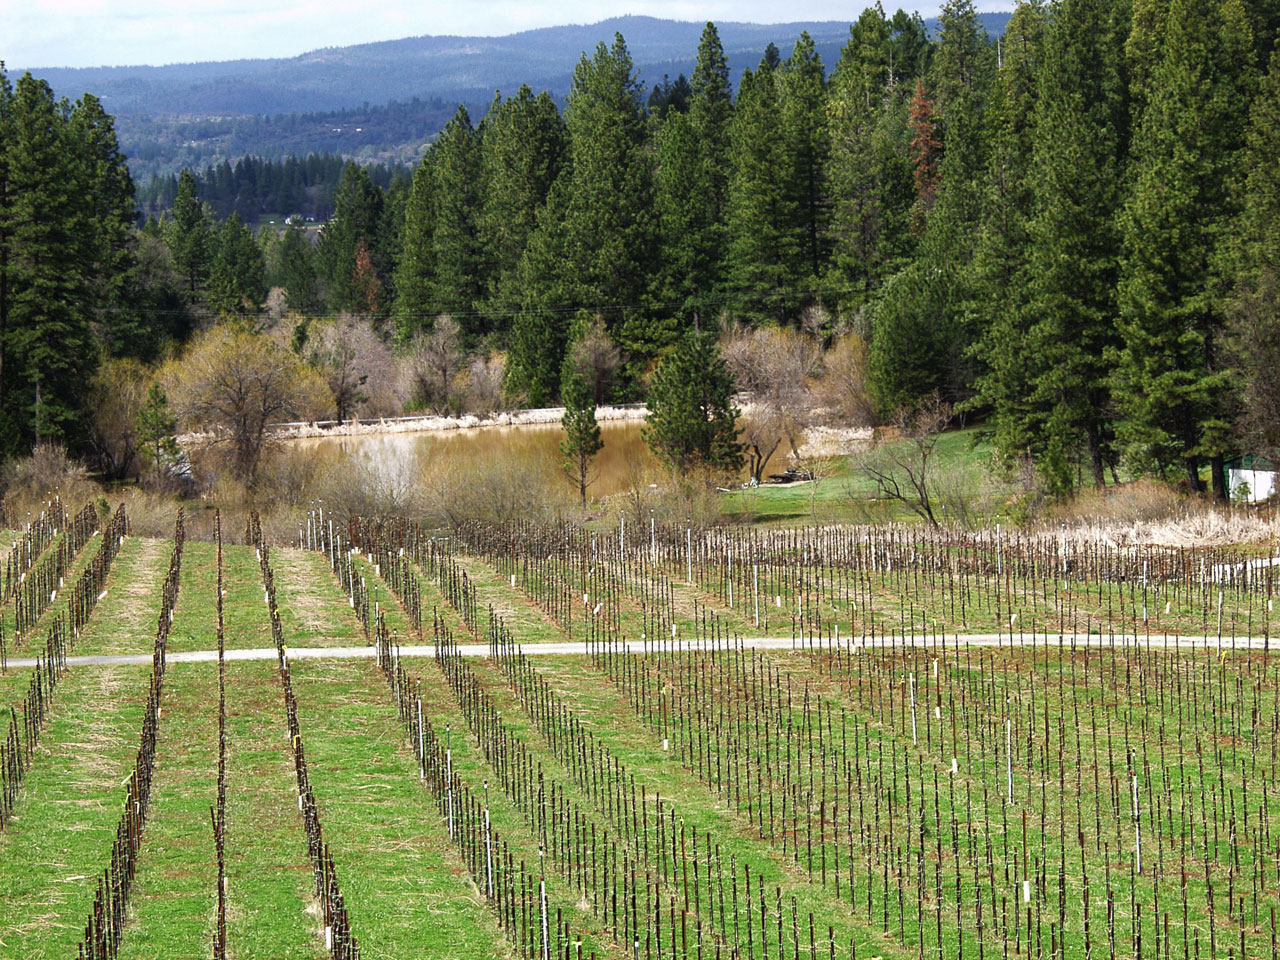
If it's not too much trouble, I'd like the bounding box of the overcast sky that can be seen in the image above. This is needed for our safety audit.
[2,0,1004,70]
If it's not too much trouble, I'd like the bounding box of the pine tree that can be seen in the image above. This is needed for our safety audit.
[136,380,180,487]
[68,93,138,358]
[867,203,966,414]
[522,34,657,374]
[1226,45,1280,457]
[826,6,917,313]
[278,222,319,316]
[560,360,604,505]
[780,32,830,286]
[478,86,567,327]
[567,36,656,355]
[653,23,733,323]
[654,111,714,318]
[208,212,266,318]
[0,65,13,452]
[929,0,997,226]
[350,241,382,318]
[394,153,436,341]
[907,78,942,216]
[319,163,383,314]
[1020,0,1127,493]
[726,61,798,322]
[167,168,211,298]
[689,22,733,224]
[969,0,1062,487]
[431,106,484,330]
[644,329,742,474]
[1116,0,1255,496]
[375,173,408,317]
[1,73,99,448]
[508,179,574,407]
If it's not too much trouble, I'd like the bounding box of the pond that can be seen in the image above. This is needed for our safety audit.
[292,418,793,499]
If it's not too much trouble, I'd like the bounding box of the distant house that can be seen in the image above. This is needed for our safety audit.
[1227,454,1277,503]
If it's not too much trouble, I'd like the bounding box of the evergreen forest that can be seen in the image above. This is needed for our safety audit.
[2,0,1278,500]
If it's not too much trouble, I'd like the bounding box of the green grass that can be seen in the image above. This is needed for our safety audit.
[289,658,517,960]
[113,661,220,960]
[297,554,622,958]
[66,536,172,658]
[4,523,1278,960]
[220,661,328,959]
[0,532,101,652]
[723,426,1005,526]
[0,664,152,960]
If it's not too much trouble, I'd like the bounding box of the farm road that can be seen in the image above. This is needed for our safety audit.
[3,631,1271,670]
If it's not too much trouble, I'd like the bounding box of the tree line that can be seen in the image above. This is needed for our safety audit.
[135,153,408,224]
[3,0,1279,501]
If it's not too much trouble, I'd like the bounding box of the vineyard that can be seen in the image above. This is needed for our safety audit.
[0,502,1277,960]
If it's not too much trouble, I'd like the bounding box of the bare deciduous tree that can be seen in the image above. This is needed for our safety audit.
[567,316,621,405]
[856,393,951,527]
[721,323,820,483]
[88,358,149,480]
[462,353,511,417]
[814,331,876,428]
[309,315,393,423]
[405,315,465,415]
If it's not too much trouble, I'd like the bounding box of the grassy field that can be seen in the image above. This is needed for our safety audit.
[0,510,1276,960]
[722,426,1010,526]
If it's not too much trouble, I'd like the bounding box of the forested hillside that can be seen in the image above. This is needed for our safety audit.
[2,0,1278,503]
[26,14,1010,179]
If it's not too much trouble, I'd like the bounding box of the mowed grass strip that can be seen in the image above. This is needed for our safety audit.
[451,556,570,644]
[287,658,515,960]
[495,652,910,959]
[0,534,164,721]
[63,536,173,658]
[170,537,328,958]
[0,663,152,960]
[113,662,219,960]
[222,661,327,960]
[272,548,368,648]
[166,543,273,654]
[0,532,101,650]
[297,558,623,957]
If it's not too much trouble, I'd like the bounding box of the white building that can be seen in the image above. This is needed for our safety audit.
[1227,455,1277,503]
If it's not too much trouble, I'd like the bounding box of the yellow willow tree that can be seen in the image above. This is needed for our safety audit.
[163,324,330,488]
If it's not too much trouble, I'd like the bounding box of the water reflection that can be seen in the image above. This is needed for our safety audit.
[292,419,790,498]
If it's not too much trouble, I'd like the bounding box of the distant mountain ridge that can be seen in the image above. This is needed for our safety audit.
[28,13,1012,117]
[24,13,1012,182]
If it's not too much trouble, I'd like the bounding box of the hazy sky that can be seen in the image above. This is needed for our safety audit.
[2,0,999,70]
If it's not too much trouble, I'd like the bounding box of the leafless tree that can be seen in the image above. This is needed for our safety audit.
[813,331,876,428]
[404,315,465,414]
[721,323,821,483]
[567,316,622,405]
[88,358,149,480]
[308,316,392,423]
[462,352,511,417]
[855,393,951,526]
[164,325,330,487]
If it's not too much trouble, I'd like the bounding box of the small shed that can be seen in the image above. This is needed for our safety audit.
[1226,454,1277,503]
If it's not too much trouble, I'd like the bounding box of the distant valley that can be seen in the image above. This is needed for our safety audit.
[25,13,1011,178]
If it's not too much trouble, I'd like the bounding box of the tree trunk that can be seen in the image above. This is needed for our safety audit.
[1210,453,1227,502]
[1086,422,1107,491]
[1185,457,1204,493]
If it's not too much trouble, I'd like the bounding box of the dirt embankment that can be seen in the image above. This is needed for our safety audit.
[178,404,649,446]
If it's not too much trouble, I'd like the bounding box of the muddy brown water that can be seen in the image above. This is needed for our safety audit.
[293,419,791,498]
